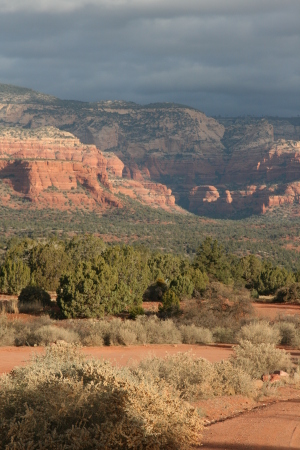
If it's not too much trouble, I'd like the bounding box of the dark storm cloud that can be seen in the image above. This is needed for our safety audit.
[0,0,299,116]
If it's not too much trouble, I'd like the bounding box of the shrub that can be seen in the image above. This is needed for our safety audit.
[135,353,217,400]
[73,318,140,347]
[232,340,292,378]
[18,285,51,307]
[189,268,208,294]
[34,325,80,346]
[117,328,138,346]
[181,283,253,330]
[250,289,259,299]
[180,325,213,344]
[128,305,145,319]
[254,262,294,295]
[6,316,191,347]
[18,300,44,314]
[12,316,53,346]
[135,352,255,400]
[57,259,140,318]
[213,326,236,344]
[213,360,256,397]
[275,322,300,347]
[0,346,203,449]
[138,316,182,344]
[72,316,182,346]
[237,321,281,345]
[57,268,106,319]
[68,320,105,346]
[0,299,18,314]
[274,283,300,304]
[0,316,15,346]
[143,278,168,301]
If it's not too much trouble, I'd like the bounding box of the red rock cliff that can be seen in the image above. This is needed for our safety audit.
[0,127,181,213]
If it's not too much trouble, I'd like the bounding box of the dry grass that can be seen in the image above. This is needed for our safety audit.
[0,315,15,346]
[0,299,18,314]
[18,300,44,314]
[0,345,203,449]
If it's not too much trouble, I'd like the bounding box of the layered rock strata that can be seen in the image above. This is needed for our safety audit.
[1,83,300,217]
[0,127,180,213]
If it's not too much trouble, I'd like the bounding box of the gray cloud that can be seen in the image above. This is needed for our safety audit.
[0,0,299,116]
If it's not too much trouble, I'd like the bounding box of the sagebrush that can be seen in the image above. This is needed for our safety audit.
[0,345,203,449]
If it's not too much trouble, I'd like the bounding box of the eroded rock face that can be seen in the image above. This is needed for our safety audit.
[189,181,300,217]
[0,127,180,213]
[1,83,300,217]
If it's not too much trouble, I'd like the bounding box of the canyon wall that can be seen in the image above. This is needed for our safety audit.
[0,127,181,213]
[1,83,300,217]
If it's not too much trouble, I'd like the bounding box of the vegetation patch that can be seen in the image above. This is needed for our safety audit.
[0,345,203,449]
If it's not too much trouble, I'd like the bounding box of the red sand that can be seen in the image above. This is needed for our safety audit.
[253,302,300,320]
[0,344,233,375]
[201,398,300,449]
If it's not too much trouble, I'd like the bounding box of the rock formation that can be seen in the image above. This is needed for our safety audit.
[1,83,300,217]
[0,127,181,213]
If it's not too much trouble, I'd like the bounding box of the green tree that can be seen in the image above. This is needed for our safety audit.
[18,286,51,307]
[0,258,31,295]
[57,249,142,318]
[103,245,150,302]
[254,261,294,295]
[30,240,71,291]
[57,262,108,318]
[148,253,189,283]
[237,255,263,288]
[194,237,232,284]
[159,289,180,315]
[170,275,194,299]
[65,234,106,267]
[143,278,168,301]
[188,268,209,293]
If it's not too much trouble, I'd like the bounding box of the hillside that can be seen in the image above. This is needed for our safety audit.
[1,83,300,218]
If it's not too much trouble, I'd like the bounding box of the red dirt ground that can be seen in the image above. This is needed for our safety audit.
[142,300,300,319]
[253,302,300,320]
[201,395,300,449]
[0,344,233,375]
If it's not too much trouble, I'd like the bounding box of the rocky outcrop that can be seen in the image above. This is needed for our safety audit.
[189,181,300,217]
[0,126,181,213]
[0,127,121,210]
[112,178,178,210]
[105,152,124,178]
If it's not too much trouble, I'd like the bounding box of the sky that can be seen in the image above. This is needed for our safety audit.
[0,0,299,116]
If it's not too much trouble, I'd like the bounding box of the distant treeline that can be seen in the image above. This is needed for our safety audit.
[0,235,297,318]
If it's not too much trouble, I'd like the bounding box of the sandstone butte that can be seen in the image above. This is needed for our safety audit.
[0,127,181,213]
[1,83,300,217]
